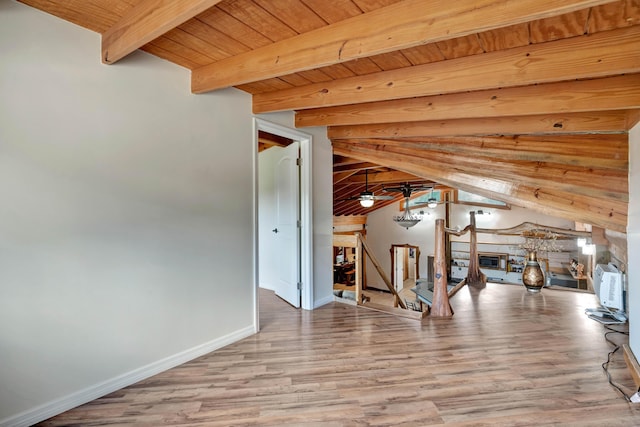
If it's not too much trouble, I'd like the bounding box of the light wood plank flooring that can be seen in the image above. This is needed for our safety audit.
[37,283,640,426]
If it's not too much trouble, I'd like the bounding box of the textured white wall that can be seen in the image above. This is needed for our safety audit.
[629,123,640,356]
[0,2,254,424]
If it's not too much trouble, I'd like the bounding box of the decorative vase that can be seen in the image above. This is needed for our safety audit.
[522,251,545,293]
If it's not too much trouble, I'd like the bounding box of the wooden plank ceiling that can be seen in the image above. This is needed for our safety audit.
[19,0,640,233]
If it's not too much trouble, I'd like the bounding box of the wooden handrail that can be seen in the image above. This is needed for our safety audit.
[356,233,407,310]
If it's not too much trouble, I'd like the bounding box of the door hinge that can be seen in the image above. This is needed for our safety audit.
[297,282,302,290]
[296,157,302,166]
[297,219,302,228]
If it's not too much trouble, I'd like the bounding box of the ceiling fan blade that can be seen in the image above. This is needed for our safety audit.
[339,195,362,202]
[373,195,394,200]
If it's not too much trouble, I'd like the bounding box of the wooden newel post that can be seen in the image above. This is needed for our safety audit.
[432,219,454,317]
[466,211,487,287]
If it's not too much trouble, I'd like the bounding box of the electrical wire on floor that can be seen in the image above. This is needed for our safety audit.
[601,324,638,402]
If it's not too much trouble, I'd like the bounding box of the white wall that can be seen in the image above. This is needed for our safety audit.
[629,123,640,356]
[256,113,334,308]
[366,202,439,289]
[365,200,573,290]
[0,3,255,425]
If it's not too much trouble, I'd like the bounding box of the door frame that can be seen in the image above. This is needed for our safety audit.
[390,244,420,292]
[253,118,313,327]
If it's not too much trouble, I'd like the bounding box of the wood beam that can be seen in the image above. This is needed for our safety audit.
[102,0,223,64]
[334,134,628,171]
[345,171,426,185]
[296,74,640,127]
[191,0,617,93]
[327,111,634,139]
[332,141,627,232]
[333,162,379,173]
[254,25,640,113]
[333,170,357,185]
[335,140,628,201]
[628,109,640,129]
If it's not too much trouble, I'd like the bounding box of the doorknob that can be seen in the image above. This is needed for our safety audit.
[272,228,279,233]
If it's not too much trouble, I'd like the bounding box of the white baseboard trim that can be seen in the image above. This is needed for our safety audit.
[259,283,275,291]
[1,325,255,427]
[314,294,334,308]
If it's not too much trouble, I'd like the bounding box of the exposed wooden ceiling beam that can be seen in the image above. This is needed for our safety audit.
[254,25,640,113]
[191,0,617,93]
[332,162,379,173]
[628,109,640,128]
[333,140,627,232]
[296,74,640,127]
[101,0,223,64]
[334,134,628,170]
[333,170,358,185]
[348,171,427,185]
[338,141,627,201]
[327,111,635,139]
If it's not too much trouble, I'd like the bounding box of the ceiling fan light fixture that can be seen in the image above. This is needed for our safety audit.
[359,191,375,208]
[427,187,437,209]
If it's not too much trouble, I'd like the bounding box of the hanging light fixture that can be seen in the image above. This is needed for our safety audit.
[393,195,422,229]
[427,187,438,208]
[383,183,433,229]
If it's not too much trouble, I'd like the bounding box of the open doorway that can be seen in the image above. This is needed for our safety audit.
[254,119,313,328]
[391,244,420,292]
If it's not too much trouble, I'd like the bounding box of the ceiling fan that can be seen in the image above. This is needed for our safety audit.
[345,170,394,208]
[383,182,435,203]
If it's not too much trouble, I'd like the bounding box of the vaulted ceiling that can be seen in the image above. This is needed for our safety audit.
[19,0,640,233]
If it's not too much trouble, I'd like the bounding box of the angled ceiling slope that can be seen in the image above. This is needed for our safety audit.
[19,0,640,232]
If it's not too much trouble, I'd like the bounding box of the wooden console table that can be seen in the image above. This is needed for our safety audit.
[564,263,588,289]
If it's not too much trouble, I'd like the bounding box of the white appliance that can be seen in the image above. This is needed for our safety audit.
[593,263,625,312]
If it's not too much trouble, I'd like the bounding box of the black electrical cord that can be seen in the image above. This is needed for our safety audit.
[601,324,635,402]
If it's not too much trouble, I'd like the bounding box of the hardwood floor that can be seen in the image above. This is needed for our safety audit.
[38,284,640,426]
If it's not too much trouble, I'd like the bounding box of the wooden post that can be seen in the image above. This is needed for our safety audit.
[466,211,487,287]
[355,234,362,304]
[432,219,454,317]
[444,189,452,279]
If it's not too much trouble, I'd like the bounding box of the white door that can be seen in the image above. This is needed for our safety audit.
[273,142,301,307]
